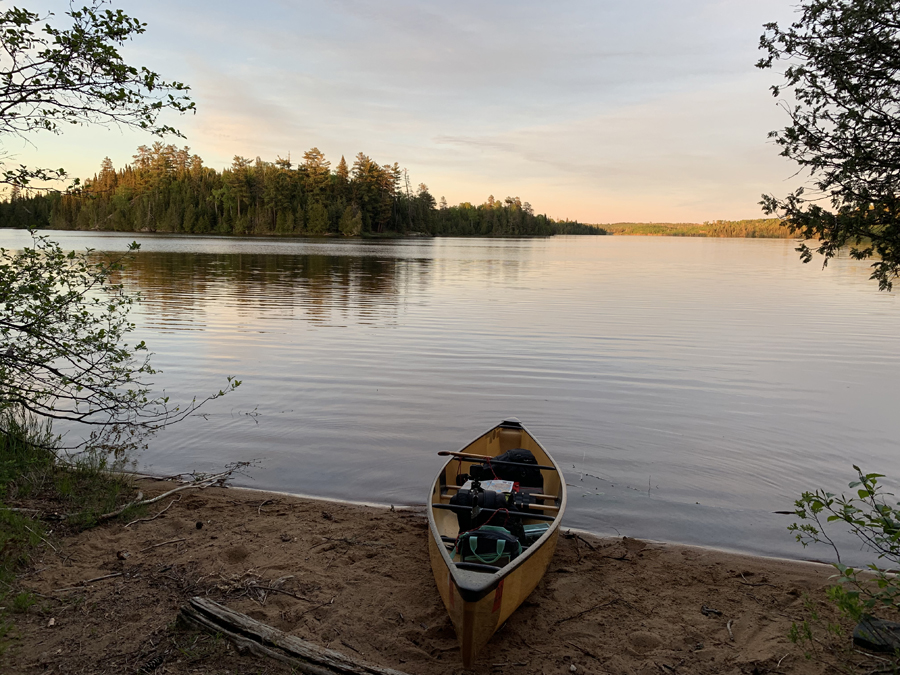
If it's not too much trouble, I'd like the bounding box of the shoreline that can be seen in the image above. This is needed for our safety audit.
[3,477,848,674]
[0,225,797,241]
[138,472,839,570]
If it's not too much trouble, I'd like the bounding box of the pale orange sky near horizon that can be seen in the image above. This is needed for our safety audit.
[8,0,802,224]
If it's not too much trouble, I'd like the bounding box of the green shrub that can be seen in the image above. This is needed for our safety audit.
[791,466,900,621]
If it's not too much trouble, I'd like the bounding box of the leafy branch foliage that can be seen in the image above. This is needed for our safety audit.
[791,466,900,621]
[0,231,239,453]
[0,1,193,188]
[758,0,900,290]
[0,3,240,458]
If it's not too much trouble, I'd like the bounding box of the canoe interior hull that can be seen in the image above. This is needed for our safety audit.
[428,525,560,666]
[427,420,566,668]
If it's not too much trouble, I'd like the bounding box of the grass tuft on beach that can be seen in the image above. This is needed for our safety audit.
[0,409,141,651]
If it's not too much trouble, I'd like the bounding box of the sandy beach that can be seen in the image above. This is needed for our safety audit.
[1,478,856,674]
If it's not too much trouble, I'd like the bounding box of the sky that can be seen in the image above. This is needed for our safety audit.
[8,0,802,223]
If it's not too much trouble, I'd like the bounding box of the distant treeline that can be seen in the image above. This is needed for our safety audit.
[600,219,792,238]
[0,144,603,237]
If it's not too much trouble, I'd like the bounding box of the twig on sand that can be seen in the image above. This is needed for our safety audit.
[555,599,617,625]
[576,534,598,552]
[341,640,362,654]
[609,588,645,615]
[327,536,388,548]
[738,573,777,588]
[567,641,602,661]
[26,590,65,602]
[867,667,900,675]
[85,572,123,584]
[854,649,891,663]
[140,537,186,553]
[95,491,144,522]
[257,499,276,515]
[53,572,122,592]
[726,619,735,641]
[98,462,254,524]
[23,524,57,553]
[125,496,181,527]
[250,585,317,603]
[298,596,335,617]
[563,530,599,552]
[244,575,313,605]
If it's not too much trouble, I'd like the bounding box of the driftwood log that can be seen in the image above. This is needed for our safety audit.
[179,596,412,675]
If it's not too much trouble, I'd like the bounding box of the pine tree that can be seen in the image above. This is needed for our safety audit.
[336,155,349,182]
[335,155,350,200]
[303,147,331,201]
[307,202,329,235]
[228,156,252,219]
[97,157,117,193]
[339,205,362,236]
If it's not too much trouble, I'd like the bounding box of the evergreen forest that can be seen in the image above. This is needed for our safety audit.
[0,144,603,237]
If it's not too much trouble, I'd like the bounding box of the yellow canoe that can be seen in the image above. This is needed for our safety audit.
[427,418,567,667]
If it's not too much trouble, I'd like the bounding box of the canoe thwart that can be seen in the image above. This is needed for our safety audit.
[439,493,559,511]
[436,451,555,471]
[431,502,556,522]
[441,484,559,500]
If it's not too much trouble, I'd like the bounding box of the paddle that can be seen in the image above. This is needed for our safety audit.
[436,451,555,471]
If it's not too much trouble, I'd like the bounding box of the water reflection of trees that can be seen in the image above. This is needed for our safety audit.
[106,252,434,326]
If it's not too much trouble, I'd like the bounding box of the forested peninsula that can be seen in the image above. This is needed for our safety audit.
[0,144,601,237]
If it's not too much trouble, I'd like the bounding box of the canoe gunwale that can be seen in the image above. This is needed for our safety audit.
[426,419,568,603]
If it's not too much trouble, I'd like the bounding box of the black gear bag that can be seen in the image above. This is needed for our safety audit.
[468,448,544,489]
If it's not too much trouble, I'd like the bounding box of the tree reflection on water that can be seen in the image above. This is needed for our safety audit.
[108,251,438,327]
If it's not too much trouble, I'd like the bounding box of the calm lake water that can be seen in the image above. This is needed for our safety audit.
[5,230,899,562]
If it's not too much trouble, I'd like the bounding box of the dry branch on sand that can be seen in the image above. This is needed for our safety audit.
[98,462,253,522]
[180,596,412,675]
[0,462,253,524]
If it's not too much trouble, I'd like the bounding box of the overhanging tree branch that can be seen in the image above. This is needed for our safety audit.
[0,1,194,189]
[0,231,241,452]
[759,0,900,291]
